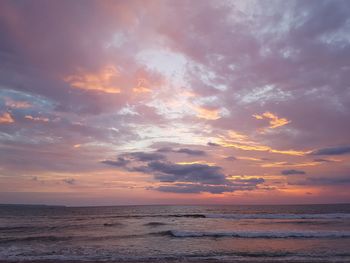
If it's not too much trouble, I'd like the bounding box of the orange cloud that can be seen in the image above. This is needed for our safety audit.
[237,156,263,162]
[253,111,290,129]
[0,112,14,124]
[216,130,309,156]
[176,161,216,166]
[194,106,221,120]
[227,130,252,142]
[25,115,49,122]
[219,141,308,156]
[64,65,121,94]
[261,161,321,168]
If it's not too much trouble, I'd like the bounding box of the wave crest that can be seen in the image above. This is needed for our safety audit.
[167,230,350,238]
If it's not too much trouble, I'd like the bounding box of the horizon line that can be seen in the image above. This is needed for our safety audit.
[1,202,349,208]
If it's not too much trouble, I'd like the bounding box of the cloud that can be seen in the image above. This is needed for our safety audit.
[157,147,206,156]
[312,158,334,163]
[155,177,264,194]
[289,176,350,186]
[308,177,350,185]
[207,142,220,147]
[101,152,166,169]
[157,147,173,153]
[218,140,308,156]
[0,112,14,124]
[253,111,291,130]
[215,130,310,157]
[176,148,206,156]
[148,161,226,185]
[64,65,121,94]
[129,152,166,162]
[103,150,264,194]
[5,98,32,109]
[1,0,350,203]
[281,169,306,175]
[25,115,49,122]
[311,146,350,155]
[193,105,221,120]
[154,183,240,194]
[63,178,76,185]
[101,157,130,167]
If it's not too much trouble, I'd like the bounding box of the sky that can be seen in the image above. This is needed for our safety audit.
[0,0,350,206]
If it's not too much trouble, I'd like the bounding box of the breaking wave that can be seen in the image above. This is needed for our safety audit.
[166,230,350,238]
[205,213,350,220]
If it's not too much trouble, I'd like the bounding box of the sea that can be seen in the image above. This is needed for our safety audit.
[0,204,350,262]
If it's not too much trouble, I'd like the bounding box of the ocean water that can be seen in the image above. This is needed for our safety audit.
[0,204,350,262]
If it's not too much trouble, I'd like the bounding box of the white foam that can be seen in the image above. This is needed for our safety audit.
[169,230,350,238]
[205,213,350,220]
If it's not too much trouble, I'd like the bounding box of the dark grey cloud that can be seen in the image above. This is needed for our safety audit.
[103,151,225,185]
[231,177,265,185]
[156,184,238,194]
[155,177,264,194]
[157,147,173,153]
[225,156,237,161]
[207,142,220,147]
[289,176,350,186]
[102,152,166,169]
[281,169,306,175]
[101,157,130,167]
[63,178,76,185]
[103,150,264,193]
[308,176,350,185]
[176,148,206,156]
[157,147,206,156]
[313,158,334,163]
[311,146,350,155]
[148,161,226,185]
[129,152,166,162]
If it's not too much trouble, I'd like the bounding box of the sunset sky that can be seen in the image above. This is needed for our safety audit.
[0,0,349,206]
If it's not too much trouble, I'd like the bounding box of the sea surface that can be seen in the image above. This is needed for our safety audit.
[0,204,350,262]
